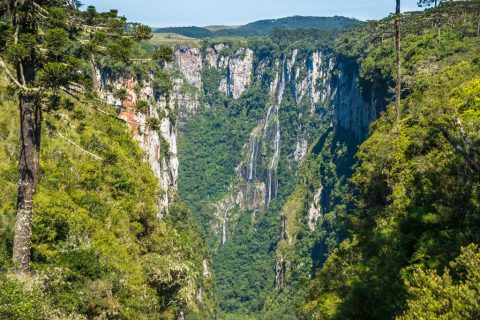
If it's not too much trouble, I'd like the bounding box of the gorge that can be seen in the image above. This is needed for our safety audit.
[1,2,480,320]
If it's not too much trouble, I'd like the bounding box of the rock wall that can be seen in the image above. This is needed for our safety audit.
[205,45,254,99]
[169,47,203,116]
[97,73,178,216]
[209,49,336,246]
[332,62,381,140]
[162,43,383,292]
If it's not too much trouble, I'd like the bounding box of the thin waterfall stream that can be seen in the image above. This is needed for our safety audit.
[266,57,286,206]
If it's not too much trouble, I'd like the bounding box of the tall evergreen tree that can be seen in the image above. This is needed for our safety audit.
[395,0,402,119]
[418,0,440,7]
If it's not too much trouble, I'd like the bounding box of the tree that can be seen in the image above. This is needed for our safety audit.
[130,23,153,41]
[418,0,441,8]
[153,45,174,67]
[114,88,129,107]
[399,244,480,319]
[0,1,151,274]
[79,7,153,91]
[395,0,402,119]
[0,0,78,274]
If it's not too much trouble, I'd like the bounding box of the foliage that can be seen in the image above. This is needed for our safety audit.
[0,85,216,319]
[153,45,174,64]
[303,3,480,318]
[178,36,329,316]
[156,16,360,39]
[135,99,150,114]
[398,244,480,320]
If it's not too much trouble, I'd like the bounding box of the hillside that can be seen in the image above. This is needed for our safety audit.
[0,85,217,319]
[172,2,480,318]
[155,15,361,38]
[1,1,480,320]
[0,4,217,319]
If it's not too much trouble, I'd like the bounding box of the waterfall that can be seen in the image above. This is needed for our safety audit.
[248,136,256,181]
[222,211,227,245]
[266,56,286,206]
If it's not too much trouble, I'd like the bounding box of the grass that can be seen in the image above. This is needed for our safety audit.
[204,25,240,32]
[149,33,202,47]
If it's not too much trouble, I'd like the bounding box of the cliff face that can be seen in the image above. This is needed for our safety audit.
[95,60,220,317]
[97,74,179,216]
[172,47,203,116]
[196,47,382,249]
[93,47,381,222]
[169,43,384,312]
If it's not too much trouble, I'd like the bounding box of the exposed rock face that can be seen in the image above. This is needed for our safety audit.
[203,260,212,278]
[332,62,381,140]
[225,48,254,99]
[175,47,202,90]
[293,139,308,162]
[169,45,382,295]
[308,187,323,231]
[170,47,204,116]
[293,51,334,111]
[206,45,254,99]
[274,254,287,290]
[205,43,227,68]
[97,73,178,216]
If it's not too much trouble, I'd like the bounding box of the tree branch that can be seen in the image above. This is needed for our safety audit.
[441,126,480,173]
[46,120,103,161]
[0,56,39,93]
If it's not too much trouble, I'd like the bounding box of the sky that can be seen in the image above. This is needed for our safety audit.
[82,0,422,28]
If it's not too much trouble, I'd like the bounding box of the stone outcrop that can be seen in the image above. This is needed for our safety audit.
[175,47,202,90]
[205,45,254,99]
[169,47,204,116]
[97,73,178,216]
[225,48,254,99]
[332,62,382,140]
[308,187,323,231]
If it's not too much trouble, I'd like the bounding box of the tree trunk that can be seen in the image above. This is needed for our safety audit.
[91,52,100,92]
[477,13,480,37]
[395,0,402,119]
[12,93,41,274]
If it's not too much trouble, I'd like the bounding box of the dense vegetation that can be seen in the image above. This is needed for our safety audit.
[0,84,216,319]
[303,2,480,319]
[178,33,330,317]
[0,2,216,319]
[153,27,215,39]
[178,2,480,319]
[1,1,479,319]
[155,16,360,38]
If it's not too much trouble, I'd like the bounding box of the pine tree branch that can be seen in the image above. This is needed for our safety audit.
[0,56,39,93]
[441,127,480,173]
[46,120,103,161]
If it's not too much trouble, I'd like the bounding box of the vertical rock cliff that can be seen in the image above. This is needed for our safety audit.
[172,40,385,313]
[97,73,179,216]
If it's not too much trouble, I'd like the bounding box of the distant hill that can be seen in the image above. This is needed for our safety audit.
[154,26,214,39]
[155,16,361,38]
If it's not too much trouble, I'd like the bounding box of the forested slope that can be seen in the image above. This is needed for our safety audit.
[302,2,480,319]
[0,82,217,319]
[0,3,217,319]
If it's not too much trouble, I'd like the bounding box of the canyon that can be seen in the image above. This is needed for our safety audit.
[99,38,386,314]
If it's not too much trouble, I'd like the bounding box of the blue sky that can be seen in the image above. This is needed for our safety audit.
[83,0,422,27]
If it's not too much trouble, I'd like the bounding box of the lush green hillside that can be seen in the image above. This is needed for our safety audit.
[0,84,217,319]
[155,16,361,39]
[153,26,215,39]
[1,1,479,320]
[302,2,480,319]
[216,16,360,37]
